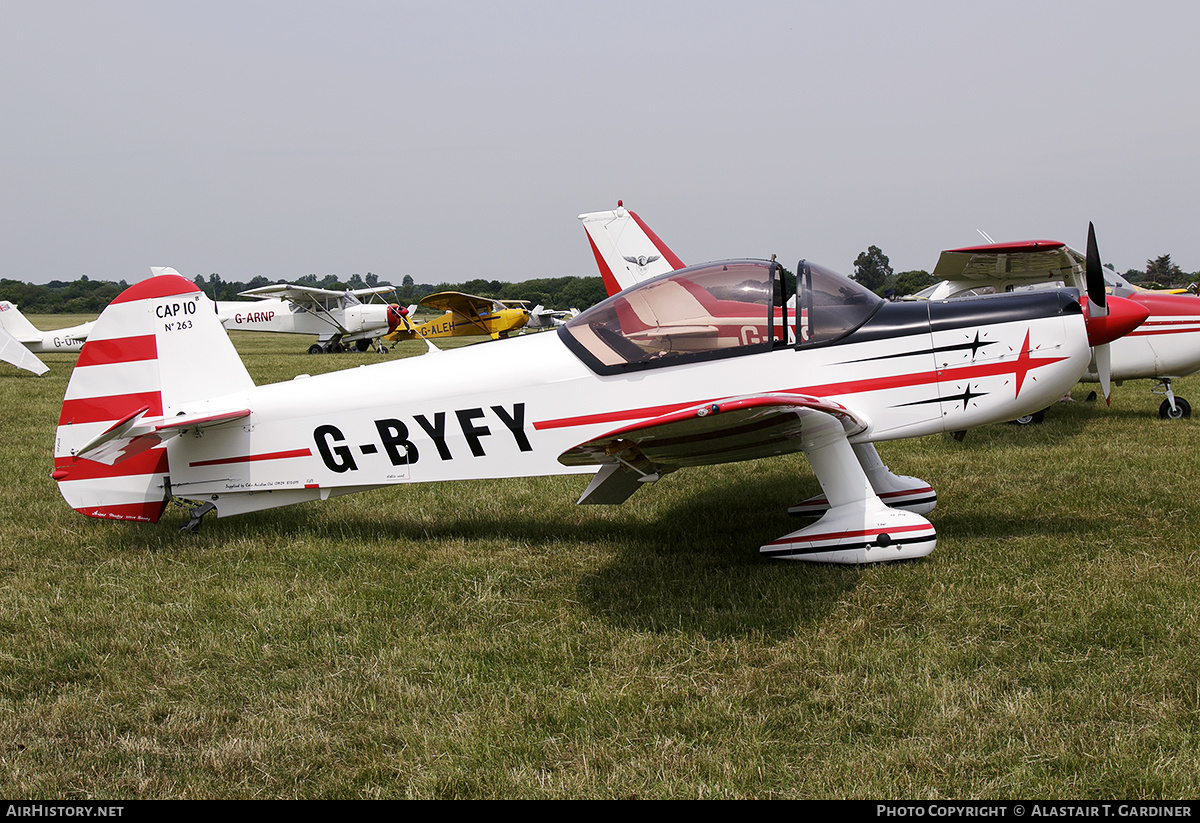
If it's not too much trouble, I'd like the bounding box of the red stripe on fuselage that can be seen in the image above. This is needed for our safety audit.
[534,340,1068,431]
[188,448,312,468]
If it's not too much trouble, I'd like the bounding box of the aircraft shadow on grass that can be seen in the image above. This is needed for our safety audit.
[80,438,1116,639]
[87,466,900,639]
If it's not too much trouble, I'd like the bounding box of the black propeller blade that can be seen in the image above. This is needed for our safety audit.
[1085,221,1106,313]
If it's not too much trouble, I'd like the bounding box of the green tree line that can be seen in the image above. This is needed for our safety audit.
[0,272,609,315]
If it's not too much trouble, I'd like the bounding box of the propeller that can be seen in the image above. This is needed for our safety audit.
[1081,222,1148,404]
[1086,223,1112,403]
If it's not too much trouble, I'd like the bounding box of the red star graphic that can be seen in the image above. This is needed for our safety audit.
[1012,329,1036,398]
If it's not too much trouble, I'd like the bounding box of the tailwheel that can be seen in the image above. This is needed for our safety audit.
[179,501,216,533]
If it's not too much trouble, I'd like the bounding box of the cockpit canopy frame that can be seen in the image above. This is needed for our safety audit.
[559,258,882,375]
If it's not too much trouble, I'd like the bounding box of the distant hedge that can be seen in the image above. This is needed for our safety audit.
[0,273,609,315]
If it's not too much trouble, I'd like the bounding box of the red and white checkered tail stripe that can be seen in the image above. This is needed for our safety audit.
[53,275,204,522]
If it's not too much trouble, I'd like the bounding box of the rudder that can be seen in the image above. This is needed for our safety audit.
[52,272,254,522]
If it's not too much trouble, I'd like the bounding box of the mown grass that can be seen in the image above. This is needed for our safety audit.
[1,316,1198,798]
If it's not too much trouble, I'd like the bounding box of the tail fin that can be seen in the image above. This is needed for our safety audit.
[0,301,44,342]
[0,325,49,375]
[578,203,685,296]
[52,272,254,522]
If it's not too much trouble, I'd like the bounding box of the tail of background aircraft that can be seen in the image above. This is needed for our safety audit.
[52,273,255,522]
[0,301,45,342]
[0,325,49,375]
[578,202,685,295]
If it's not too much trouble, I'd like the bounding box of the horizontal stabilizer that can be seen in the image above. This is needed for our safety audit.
[72,406,252,467]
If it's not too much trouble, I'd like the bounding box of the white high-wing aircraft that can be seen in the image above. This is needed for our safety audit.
[52,235,1144,563]
[0,301,94,374]
[156,268,407,354]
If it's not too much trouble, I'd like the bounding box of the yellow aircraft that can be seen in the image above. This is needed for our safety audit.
[387,292,531,342]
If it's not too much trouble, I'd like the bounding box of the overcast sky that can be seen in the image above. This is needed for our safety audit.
[3,1,1198,287]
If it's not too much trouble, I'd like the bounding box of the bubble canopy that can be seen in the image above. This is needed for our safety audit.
[559,259,882,374]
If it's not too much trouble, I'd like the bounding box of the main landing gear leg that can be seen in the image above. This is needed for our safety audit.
[787,443,937,517]
[1155,379,1192,419]
[762,431,936,564]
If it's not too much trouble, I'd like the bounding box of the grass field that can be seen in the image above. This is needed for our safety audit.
[2,315,1198,799]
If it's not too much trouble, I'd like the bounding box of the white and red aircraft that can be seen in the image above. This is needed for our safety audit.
[581,204,1200,419]
[156,268,408,354]
[925,241,1200,419]
[51,233,1144,563]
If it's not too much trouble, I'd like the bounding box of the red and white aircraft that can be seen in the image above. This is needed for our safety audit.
[51,231,1144,563]
[581,203,1200,418]
[926,241,1200,418]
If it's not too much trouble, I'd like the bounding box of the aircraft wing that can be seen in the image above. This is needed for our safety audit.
[559,394,868,504]
[418,292,500,316]
[348,286,399,299]
[0,326,49,375]
[931,240,1083,288]
[237,283,352,304]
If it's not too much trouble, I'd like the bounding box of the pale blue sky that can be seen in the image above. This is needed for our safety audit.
[3,1,1198,286]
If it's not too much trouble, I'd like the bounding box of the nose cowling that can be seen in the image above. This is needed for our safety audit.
[1083,294,1149,347]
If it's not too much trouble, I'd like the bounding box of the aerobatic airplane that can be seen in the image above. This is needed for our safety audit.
[51,228,1145,563]
[385,292,530,342]
[580,205,1200,419]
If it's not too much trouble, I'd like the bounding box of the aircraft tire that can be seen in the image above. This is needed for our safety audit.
[307,344,324,355]
[355,340,371,352]
[1159,397,1191,419]
[1011,410,1045,426]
